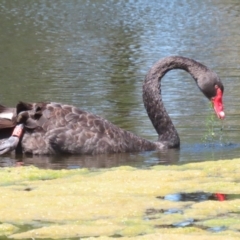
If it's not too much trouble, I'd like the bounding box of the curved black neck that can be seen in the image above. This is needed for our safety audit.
[142,56,209,148]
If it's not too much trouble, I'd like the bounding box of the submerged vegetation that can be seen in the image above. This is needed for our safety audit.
[0,159,240,239]
[202,105,222,144]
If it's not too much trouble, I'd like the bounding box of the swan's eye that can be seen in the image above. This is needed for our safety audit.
[215,82,224,94]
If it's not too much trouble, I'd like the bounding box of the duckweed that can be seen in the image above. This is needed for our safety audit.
[0,158,239,239]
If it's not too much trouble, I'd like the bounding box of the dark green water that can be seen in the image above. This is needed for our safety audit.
[0,0,240,169]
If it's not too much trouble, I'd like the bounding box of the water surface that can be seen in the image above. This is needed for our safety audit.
[0,0,240,169]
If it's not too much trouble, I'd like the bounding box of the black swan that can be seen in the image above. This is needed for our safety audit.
[0,56,224,155]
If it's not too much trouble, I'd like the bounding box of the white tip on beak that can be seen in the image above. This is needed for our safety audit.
[219,111,225,119]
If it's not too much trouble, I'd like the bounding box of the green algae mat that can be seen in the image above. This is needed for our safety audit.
[0,158,240,239]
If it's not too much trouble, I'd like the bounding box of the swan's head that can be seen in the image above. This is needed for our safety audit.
[198,72,225,119]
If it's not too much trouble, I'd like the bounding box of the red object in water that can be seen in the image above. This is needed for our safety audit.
[214,193,226,201]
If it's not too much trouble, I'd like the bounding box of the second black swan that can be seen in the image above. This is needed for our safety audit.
[0,56,225,155]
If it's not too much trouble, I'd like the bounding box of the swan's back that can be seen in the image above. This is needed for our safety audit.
[3,102,155,155]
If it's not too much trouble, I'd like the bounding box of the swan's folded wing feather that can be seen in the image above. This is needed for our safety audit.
[0,105,17,129]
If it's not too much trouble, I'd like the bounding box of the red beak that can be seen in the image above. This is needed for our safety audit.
[211,87,225,119]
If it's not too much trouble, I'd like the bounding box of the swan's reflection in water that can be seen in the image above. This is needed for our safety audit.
[0,149,180,169]
[0,140,239,169]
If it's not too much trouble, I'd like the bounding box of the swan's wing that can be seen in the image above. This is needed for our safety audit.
[20,102,128,154]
